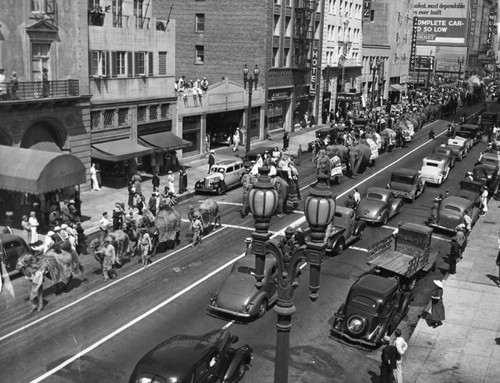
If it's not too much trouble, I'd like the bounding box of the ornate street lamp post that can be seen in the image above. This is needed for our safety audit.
[250,171,335,383]
[243,64,260,153]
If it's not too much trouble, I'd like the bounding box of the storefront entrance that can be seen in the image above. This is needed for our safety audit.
[206,110,243,147]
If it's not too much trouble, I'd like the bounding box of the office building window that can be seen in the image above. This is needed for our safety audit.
[137,106,147,122]
[134,52,152,75]
[158,52,167,75]
[118,108,129,125]
[104,109,115,127]
[195,14,205,32]
[116,51,126,76]
[195,45,204,64]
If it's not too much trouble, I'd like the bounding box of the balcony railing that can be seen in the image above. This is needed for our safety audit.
[0,79,79,102]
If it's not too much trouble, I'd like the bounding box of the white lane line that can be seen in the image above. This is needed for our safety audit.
[0,227,227,344]
[31,123,446,381]
[349,246,368,253]
[382,225,397,231]
[179,218,274,233]
[211,201,244,206]
[30,248,247,383]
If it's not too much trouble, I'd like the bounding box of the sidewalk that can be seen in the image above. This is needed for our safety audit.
[78,124,323,235]
[404,200,500,383]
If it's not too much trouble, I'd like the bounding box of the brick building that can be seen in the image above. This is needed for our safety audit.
[155,0,323,159]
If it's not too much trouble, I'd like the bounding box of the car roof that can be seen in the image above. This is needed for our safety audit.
[213,159,243,167]
[424,155,445,162]
[460,124,480,129]
[391,168,417,176]
[355,274,398,295]
[400,222,433,236]
[442,196,472,208]
[366,187,390,196]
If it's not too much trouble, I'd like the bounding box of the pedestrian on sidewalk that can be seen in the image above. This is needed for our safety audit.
[283,132,289,151]
[90,163,100,191]
[127,181,135,210]
[112,202,125,231]
[429,280,445,328]
[232,128,241,152]
[480,186,488,215]
[136,194,145,215]
[102,237,117,281]
[167,170,175,194]
[178,166,188,194]
[139,229,152,268]
[296,144,303,166]
[152,171,160,192]
[449,237,460,274]
[21,215,30,242]
[132,172,142,195]
[208,150,215,173]
[394,329,408,383]
[380,335,398,383]
[28,211,39,244]
[148,192,157,217]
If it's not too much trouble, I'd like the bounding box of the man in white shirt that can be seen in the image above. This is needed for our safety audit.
[353,188,361,205]
[393,328,408,383]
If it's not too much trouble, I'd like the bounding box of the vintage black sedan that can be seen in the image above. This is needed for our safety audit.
[0,233,31,276]
[355,187,404,225]
[330,273,413,347]
[129,329,253,383]
[428,196,481,233]
[387,168,425,202]
[208,255,277,319]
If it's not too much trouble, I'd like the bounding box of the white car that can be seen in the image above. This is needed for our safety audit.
[420,156,450,185]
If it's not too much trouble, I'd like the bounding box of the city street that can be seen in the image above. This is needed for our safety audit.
[0,104,488,383]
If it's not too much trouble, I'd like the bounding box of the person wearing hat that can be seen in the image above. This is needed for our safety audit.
[112,202,125,230]
[148,192,158,217]
[59,223,70,241]
[21,215,31,242]
[99,212,110,243]
[102,237,117,281]
[449,236,461,275]
[208,150,215,173]
[429,280,445,328]
[178,165,188,194]
[167,170,175,194]
[232,128,241,152]
[190,213,204,248]
[28,211,39,244]
[480,186,488,215]
[244,237,253,256]
[393,328,408,383]
[380,335,399,383]
[42,231,55,254]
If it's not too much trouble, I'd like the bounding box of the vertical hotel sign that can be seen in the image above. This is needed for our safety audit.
[310,48,318,95]
[409,17,419,71]
[363,0,372,22]
[468,0,478,49]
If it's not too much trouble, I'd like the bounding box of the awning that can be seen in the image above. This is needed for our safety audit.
[390,84,406,92]
[0,146,86,194]
[139,131,191,151]
[91,139,153,162]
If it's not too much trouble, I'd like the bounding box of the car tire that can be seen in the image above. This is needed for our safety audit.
[258,299,268,318]
[334,238,345,255]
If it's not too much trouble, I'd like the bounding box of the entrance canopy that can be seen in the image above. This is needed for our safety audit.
[0,146,86,194]
[139,132,191,151]
[91,139,153,162]
[390,84,406,92]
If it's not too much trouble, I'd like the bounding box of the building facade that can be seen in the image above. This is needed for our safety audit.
[155,0,323,160]
[88,0,179,179]
[321,0,363,120]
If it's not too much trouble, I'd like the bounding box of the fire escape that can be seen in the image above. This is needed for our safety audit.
[294,0,317,69]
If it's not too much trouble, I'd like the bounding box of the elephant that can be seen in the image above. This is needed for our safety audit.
[17,247,86,301]
[154,204,182,252]
[88,230,131,267]
[326,144,349,163]
[197,198,221,232]
[348,142,371,178]
[270,176,290,215]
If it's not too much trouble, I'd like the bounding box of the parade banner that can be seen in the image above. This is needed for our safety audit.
[413,0,468,46]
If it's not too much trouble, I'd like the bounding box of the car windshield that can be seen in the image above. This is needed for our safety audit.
[444,205,461,213]
[367,193,383,200]
[237,266,256,275]
[210,167,224,173]
[424,162,439,167]
[391,174,414,183]
[351,295,377,312]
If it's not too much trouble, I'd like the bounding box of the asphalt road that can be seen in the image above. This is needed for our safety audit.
[0,105,486,383]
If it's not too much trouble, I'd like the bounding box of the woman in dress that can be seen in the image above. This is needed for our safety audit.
[28,211,39,244]
[178,166,188,194]
[167,170,175,194]
[429,280,445,328]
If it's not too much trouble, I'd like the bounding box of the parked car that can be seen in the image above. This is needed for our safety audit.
[419,156,450,185]
[479,152,500,173]
[432,145,456,168]
[330,273,413,347]
[387,168,425,202]
[243,146,275,168]
[457,179,483,206]
[208,254,277,318]
[427,196,481,233]
[480,112,497,131]
[472,163,500,195]
[195,159,245,194]
[129,329,253,383]
[0,233,31,276]
[457,124,481,145]
[355,187,404,225]
[325,206,366,254]
[446,138,468,160]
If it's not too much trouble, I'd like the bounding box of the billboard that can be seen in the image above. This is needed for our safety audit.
[413,0,468,46]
